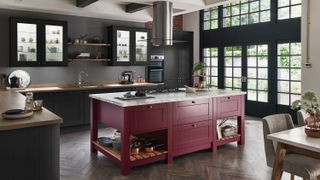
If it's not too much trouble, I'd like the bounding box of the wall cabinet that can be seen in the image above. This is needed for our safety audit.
[10,17,68,67]
[108,26,150,66]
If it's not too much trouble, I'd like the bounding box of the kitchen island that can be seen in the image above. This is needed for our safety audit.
[89,89,246,175]
[0,91,62,180]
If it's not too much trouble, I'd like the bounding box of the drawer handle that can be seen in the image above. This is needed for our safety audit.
[192,101,195,103]
[227,97,230,99]
[192,124,197,128]
[148,106,153,109]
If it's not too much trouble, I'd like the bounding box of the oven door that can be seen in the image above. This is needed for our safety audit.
[148,69,164,83]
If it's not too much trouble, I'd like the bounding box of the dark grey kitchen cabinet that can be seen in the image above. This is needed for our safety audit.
[162,31,193,89]
[33,92,54,112]
[53,91,83,127]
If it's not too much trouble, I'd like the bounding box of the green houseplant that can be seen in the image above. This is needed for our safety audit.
[292,91,320,137]
[193,62,206,76]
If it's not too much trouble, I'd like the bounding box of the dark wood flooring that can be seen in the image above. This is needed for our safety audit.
[60,118,300,180]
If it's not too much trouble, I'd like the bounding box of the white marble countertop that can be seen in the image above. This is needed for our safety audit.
[268,126,320,153]
[89,89,246,107]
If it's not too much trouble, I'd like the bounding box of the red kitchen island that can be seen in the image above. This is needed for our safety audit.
[89,89,246,175]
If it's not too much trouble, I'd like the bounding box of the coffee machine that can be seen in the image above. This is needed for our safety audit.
[119,71,134,84]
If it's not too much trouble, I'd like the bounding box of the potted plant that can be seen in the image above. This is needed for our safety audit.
[193,62,206,76]
[292,91,320,137]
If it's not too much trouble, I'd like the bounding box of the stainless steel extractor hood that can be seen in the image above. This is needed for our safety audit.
[152,1,173,46]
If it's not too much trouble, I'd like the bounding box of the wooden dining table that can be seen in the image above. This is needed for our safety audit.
[267,126,320,180]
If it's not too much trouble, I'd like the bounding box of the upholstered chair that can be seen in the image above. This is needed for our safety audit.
[262,114,320,180]
[297,109,308,127]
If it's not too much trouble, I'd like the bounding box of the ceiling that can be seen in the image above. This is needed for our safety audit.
[0,0,230,22]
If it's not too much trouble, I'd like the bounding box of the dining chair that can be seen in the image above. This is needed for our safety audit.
[297,109,308,127]
[262,114,320,180]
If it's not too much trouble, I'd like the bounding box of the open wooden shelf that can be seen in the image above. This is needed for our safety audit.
[68,42,111,47]
[216,134,241,146]
[92,141,168,162]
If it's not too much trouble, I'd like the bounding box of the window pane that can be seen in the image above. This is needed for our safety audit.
[290,43,301,55]
[258,45,268,55]
[234,57,242,66]
[278,81,290,92]
[260,10,271,22]
[211,9,219,19]
[278,7,290,20]
[204,58,210,65]
[225,67,233,77]
[258,80,268,91]
[291,0,301,5]
[278,69,290,80]
[278,56,290,67]
[258,56,268,67]
[225,47,233,56]
[232,16,241,26]
[248,68,257,78]
[204,11,210,20]
[203,48,210,57]
[291,5,301,18]
[258,68,268,79]
[211,48,218,56]
[211,68,218,76]
[250,1,260,12]
[248,79,257,89]
[233,78,242,88]
[233,46,242,56]
[278,93,290,105]
[248,57,257,67]
[291,56,301,67]
[247,45,257,56]
[241,14,249,25]
[278,0,290,7]
[232,5,240,15]
[211,20,218,29]
[258,91,268,102]
[224,7,231,17]
[241,3,249,13]
[291,94,301,104]
[248,90,257,101]
[211,77,218,87]
[291,81,301,94]
[260,0,270,10]
[225,78,233,87]
[278,43,290,55]
[291,69,301,81]
[211,57,218,66]
[248,12,259,24]
[234,68,242,77]
[204,21,210,30]
[225,57,233,66]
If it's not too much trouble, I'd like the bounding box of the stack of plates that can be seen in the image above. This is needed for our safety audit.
[2,109,34,120]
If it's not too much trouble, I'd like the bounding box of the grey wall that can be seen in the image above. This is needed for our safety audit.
[0,8,146,84]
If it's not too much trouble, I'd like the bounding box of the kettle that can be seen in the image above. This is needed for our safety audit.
[10,76,22,88]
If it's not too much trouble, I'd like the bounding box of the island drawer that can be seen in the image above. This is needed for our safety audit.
[131,104,168,134]
[177,99,209,107]
[173,120,212,154]
[218,96,241,118]
[175,101,210,125]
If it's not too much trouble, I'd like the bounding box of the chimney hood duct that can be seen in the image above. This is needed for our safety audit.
[152,1,173,46]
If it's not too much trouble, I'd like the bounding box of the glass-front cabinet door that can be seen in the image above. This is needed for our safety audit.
[10,18,67,66]
[17,23,37,62]
[45,25,63,63]
[135,31,148,64]
[116,30,130,63]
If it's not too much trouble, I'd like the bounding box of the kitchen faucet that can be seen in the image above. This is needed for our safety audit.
[78,71,88,87]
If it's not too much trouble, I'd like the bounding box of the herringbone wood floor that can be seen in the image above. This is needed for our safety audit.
[60,118,301,180]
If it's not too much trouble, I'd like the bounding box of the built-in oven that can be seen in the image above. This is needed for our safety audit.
[148,55,164,83]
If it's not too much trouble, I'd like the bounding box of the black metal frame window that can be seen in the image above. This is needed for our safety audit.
[247,44,269,103]
[278,0,301,20]
[277,42,301,105]
[222,0,271,28]
[203,48,218,88]
[224,46,242,90]
[203,7,219,30]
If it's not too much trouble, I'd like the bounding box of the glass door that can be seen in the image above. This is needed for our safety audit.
[135,31,148,64]
[224,46,243,90]
[116,30,130,63]
[45,25,64,62]
[17,23,37,62]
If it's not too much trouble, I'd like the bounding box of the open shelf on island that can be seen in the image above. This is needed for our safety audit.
[216,134,241,146]
[92,141,168,163]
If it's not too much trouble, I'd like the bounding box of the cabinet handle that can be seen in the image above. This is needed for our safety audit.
[192,101,195,103]
[227,97,230,99]
[148,105,153,109]
[192,124,197,128]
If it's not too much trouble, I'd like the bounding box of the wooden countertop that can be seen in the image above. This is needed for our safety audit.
[15,82,158,93]
[0,91,62,131]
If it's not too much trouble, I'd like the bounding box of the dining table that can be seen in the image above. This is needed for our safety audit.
[267,126,320,180]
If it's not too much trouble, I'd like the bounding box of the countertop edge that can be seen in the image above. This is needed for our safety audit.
[0,118,63,131]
